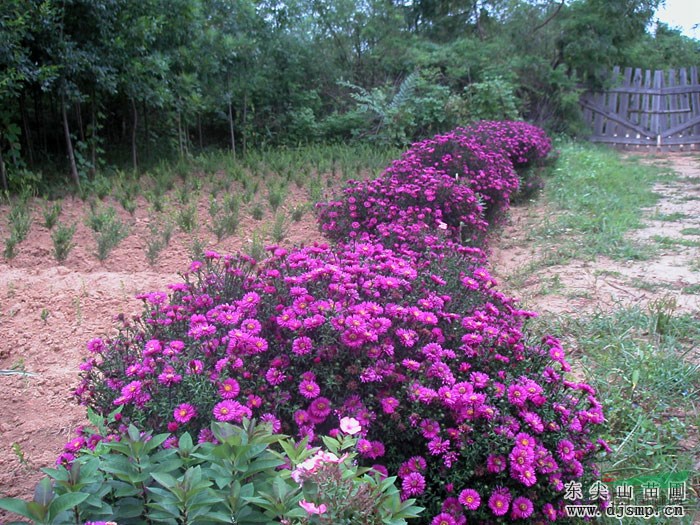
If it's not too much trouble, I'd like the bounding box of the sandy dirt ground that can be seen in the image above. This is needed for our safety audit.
[490,153,700,316]
[0,185,324,509]
[0,154,698,520]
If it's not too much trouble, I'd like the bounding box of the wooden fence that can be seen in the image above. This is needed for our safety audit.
[580,66,700,150]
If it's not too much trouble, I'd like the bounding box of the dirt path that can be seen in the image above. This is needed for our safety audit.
[490,153,700,316]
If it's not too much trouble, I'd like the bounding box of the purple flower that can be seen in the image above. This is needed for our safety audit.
[458,489,481,510]
[213,400,251,423]
[173,403,196,424]
[488,488,511,516]
[430,513,456,525]
[401,472,426,497]
[510,496,534,519]
[299,379,321,399]
[218,378,241,399]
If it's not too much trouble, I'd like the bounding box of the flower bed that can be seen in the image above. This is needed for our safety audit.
[64,121,605,523]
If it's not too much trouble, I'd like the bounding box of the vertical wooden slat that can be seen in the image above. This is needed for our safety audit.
[606,66,621,137]
[592,90,606,137]
[690,67,700,139]
[629,68,643,130]
[618,67,633,139]
[677,68,689,146]
[650,70,663,145]
[665,69,677,150]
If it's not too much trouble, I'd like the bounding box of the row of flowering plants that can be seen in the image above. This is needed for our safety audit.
[1,121,607,524]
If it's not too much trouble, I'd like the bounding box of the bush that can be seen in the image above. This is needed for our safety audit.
[13,121,605,525]
[0,418,420,524]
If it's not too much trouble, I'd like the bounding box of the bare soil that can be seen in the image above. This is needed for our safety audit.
[1,154,699,519]
[0,184,324,508]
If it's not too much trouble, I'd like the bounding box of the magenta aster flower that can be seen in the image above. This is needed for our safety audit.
[299,379,321,399]
[380,396,399,414]
[213,400,251,422]
[488,488,511,516]
[486,454,506,473]
[218,378,240,399]
[401,472,426,497]
[458,489,481,510]
[292,336,313,355]
[510,496,534,519]
[542,502,557,521]
[173,403,196,424]
[308,397,331,420]
[557,439,576,461]
[430,512,456,525]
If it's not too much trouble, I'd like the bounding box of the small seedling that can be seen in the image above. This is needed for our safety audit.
[252,202,265,221]
[3,235,18,260]
[40,308,50,323]
[8,200,32,243]
[51,221,77,262]
[42,200,62,229]
[291,205,305,222]
[11,442,29,468]
[176,203,198,233]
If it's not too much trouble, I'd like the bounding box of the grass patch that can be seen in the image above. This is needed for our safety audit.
[652,235,700,249]
[682,284,700,295]
[539,142,672,261]
[532,306,700,523]
[651,211,687,222]
[680,227,700,236]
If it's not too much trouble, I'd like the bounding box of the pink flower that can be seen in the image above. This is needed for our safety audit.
[212,400,251,422]
[218,378,240,399]
[299,500,327,515]
[488,488,511,516]
[173,403,196,424]
[511,496,534,519]
[339,416,362,435]
[431,513,456,525]
[458,488,481,510]
[401,472,426,497]
[299,379,321,399]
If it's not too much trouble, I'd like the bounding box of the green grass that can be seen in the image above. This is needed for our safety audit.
[651,211,687,222]
[539,142,673,262]
[530,306,700,524]
[652,235,700,249]
[680,227,700,236]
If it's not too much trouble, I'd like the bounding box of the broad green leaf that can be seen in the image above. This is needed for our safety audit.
[33,477,54,507]
[0,498,31,519]
[48,492,90,519]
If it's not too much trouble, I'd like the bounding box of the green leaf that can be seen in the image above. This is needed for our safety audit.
[33,477,54,507]
[151,471,178,488]
[48,492,90,519]
[179,432,194,451]
[0,498,31,519]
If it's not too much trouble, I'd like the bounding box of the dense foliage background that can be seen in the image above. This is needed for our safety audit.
[1,0,699,192]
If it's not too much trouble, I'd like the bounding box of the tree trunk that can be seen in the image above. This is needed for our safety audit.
[0,145,8,193]
[228,100,236,159]
[177,110,184,158]
[242,92,248,156]
[61,93,81,189]
[143,101,150,162]
[90,99,97,178]
[19,93,34,169]
[131,98,138,171]
[197,113,203,151]
[76,101,85,142]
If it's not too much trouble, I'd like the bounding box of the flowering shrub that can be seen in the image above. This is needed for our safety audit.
[316,120,552,246]
[51,121,606,524]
